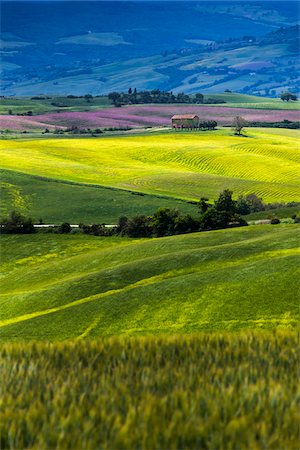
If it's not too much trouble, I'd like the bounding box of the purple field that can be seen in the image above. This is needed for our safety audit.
[1,105,300,131]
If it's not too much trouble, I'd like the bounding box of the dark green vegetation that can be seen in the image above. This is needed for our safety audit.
[0,93,299,116]
[1,332,298,449]
[0,225,298,341]
[0,170,196,224]
[112,190,248,238]
[108,90,223,106]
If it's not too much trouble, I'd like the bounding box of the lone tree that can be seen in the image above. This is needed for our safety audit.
[232,116,248,136]
[280,92,297,102]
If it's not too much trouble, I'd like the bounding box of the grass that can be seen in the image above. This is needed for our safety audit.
[245,205,300,221]
[0,169,197,224]
[0,96,110,115]
[206,93,300,110]
[1,332,299,449]
[0,128,299,204]
[0,94,298,116]
[0,225,299,341]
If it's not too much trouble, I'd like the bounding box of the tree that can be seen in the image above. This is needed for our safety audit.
[126,215,152,238]
[174,214,200,234]
[151,208,180,237]
[58,222,71,234]
[245,193,265,212]
[198,190,247,231]
[108,92,121,106]
[232,116,248,135]
[195,93,204,104]
[116,216,128,235]
[128,88,132,95]
[199,207,230,231]
[236,195,251,215]
[199,197,210,214]
[280,92,297,102]
[84,94,93,103]
[215,189,236,214]
[0,210,35,234]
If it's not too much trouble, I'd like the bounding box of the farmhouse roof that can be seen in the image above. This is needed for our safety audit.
[171,114,199,119]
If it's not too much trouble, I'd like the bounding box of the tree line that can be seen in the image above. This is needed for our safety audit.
[108,89,226,107]
[2,191,298,236]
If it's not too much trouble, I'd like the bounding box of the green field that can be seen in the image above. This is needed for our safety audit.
[245,205,300,221]
[0,169,197,224]
[0,93,299,115]
[205,93,300,110]
[0,96,111,115]
[1,332,298,450]
[1,225,298,341]
[0,129,299,207]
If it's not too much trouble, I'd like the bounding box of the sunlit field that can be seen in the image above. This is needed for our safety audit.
[0,128,299,204]
[1,225,298,341]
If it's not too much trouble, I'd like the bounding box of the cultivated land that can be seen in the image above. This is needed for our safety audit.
[0,94,299,116]
[0,94,299,132]
[1,225,299,341]
[0,129,299,207]
[1,97,299,450]
[0,169,197,224]
[1,332,298,450]
[1,105,299,132]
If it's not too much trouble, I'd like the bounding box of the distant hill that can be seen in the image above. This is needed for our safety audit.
[1,1,299,96]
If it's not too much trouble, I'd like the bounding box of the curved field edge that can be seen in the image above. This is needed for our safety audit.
[1,332,299,450]
[0,128,299,203]
[0,225,299,340]
[0,169,197,224]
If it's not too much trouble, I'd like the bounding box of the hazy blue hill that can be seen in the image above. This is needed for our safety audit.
[1,1,299,95]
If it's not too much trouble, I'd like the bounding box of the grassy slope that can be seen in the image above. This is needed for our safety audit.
[0,96,110,115]
[0,169,197,224]
[207,93,300,110]
[0,128,299,203]
[245,206,300,221]
[0,94,299,115]
[0,225,298,341]
[2,333,298,450]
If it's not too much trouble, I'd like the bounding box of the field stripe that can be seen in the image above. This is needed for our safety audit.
[0,248,298,329]
[0,230,293,296]
[76,317,102,340]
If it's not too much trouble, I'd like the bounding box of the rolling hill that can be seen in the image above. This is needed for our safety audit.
[0,93,299,118]
[1,1,299,96]
[0,129,299,209]
[1,101,300,132]
[0,224,299,341]
[0,169,197,224]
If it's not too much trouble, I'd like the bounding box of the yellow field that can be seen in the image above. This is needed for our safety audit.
[0,128,299,202]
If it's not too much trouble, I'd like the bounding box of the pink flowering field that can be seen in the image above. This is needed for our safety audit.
[1,105,299,131]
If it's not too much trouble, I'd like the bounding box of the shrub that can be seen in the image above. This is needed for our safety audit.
[270,218,281,225]
[58,222,72,233]
[0,211,35,234]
